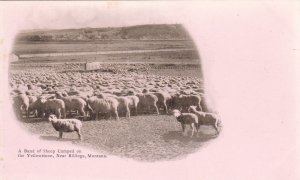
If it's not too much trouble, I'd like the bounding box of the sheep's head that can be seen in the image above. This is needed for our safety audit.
[40,96,47,103]
[188,106,197,113]
[48,114,58,123]
[171,109,181,117]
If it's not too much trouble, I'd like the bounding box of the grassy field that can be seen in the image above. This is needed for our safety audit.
[13,49,199,64]
[13,40,195,54]
[20,115,220,162]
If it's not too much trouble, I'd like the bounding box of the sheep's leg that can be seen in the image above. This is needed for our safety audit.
[126,106,130,118]
[198,104,202,111]
[79,108,85,120]
[164,102,168,114]
[59,131,63,139]
[114,110,119,120]
[61,108,66,119]
[135,106,138,116]
[154,104,159,115]
[56,109,61,119]
[181,123,186,136]
[213,122,219,134]
[25,109,29,118]
[77,130,83,140]
[147,106,151,114]
[95,112,99,120]
[190,124,195,137]
[195,123,199,137]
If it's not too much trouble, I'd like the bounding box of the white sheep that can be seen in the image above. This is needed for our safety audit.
[40,96,66,119]
[87,96,119,120]
[188,106,220,134]
[136,93,159,115]
[56,92,87,118]
[171,94,202,112]
[12,94,30,118]
[125,95,139,116]
[152,91,172,114]
[96,93,131,118]
[48,114,83,140]
[171,109,198,137]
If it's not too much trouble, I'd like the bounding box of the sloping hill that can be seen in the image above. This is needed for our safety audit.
[16,24,191,42]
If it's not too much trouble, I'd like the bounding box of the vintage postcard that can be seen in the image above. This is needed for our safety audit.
[0,1,299,180]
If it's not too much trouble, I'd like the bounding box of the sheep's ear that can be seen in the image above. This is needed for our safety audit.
[179,107,183,112]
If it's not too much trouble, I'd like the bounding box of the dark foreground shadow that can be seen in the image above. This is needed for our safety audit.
[162,131,218,143]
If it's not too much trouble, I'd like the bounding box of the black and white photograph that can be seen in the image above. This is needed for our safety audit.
[10,23,220,161]
[0,1,299,180]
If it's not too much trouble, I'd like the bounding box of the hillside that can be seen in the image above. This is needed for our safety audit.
[16,24,192,42]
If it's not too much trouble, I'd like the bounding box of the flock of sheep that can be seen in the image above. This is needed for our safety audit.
[10,68,221,139]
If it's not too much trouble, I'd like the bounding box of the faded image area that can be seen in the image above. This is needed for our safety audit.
[9,24,221,161]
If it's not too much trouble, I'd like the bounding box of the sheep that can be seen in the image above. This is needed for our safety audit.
[26,95,42,117]
[125,95,139,116]
[97,93,131,118]
[28,95,38,104]
[55,92,87,119]
[12,94,30,118]
[87,96,119,120]
[48,114,82,140]
[188,106,220,134]
[28,97,44,118]
[152,91,172,114]
[171,109,198,137]
[114,96,131,118]
[136,93,159,115]
[40,96,66,119]
[171,94,202,112]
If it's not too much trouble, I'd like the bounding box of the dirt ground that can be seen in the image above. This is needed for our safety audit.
[20,115,220,162]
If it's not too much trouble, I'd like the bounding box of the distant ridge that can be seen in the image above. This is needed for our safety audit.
[16,24,192,42]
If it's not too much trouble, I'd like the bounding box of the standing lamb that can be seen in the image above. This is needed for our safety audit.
[48,114,83,140]
[188,106,220,134]
[171,109,199,137]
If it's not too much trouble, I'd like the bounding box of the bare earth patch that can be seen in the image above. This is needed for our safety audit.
[20,115,220,162]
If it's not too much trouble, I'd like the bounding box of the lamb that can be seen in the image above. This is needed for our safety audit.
[48,114,83,140]
[188,106,220,134]
[136,93,159,115]
[171,109,198,137]
[55,92,87,119]
[171,94,202,112]
[87,96,119,120]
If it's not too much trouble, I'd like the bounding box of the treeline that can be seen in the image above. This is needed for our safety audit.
[16,24,192,42]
